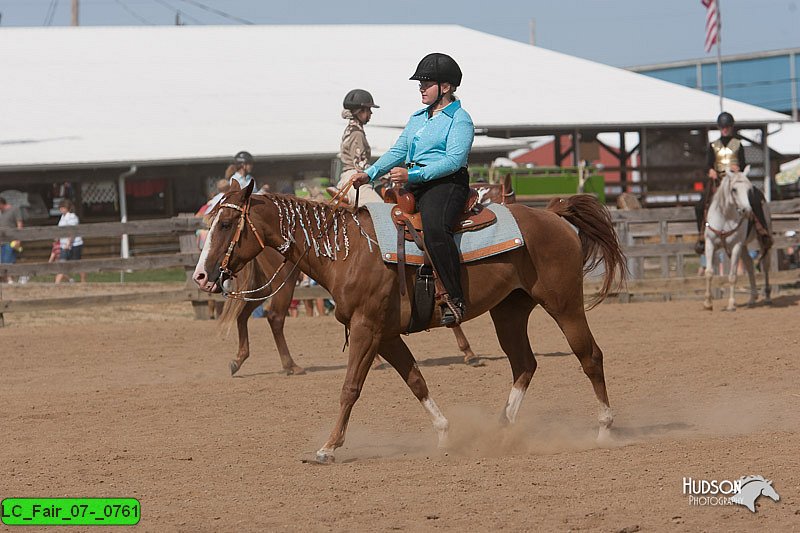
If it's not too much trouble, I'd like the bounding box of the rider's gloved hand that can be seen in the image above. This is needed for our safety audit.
[350,172,370,188]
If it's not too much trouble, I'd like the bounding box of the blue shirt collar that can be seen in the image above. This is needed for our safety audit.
[412,99,462,117]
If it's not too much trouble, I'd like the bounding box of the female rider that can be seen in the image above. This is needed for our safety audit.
[351,53,474,326]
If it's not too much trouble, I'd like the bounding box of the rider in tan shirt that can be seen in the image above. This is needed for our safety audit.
[332,89,382,205]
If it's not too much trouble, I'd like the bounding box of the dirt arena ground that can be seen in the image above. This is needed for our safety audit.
[2,284,799,531]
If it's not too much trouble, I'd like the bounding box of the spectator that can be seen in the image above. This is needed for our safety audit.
[0,196,23,284]
[54,199,86,283]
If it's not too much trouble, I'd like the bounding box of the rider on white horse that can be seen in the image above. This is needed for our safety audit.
[695,112,772,254]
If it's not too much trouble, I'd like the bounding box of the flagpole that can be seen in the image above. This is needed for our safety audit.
[716,0,723,112]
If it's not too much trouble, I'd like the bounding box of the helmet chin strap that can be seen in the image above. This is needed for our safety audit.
[428,83,444,117]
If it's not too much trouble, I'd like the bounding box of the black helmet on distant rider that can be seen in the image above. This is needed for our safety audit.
[343,89,380,111]
[233,151,254,165]
[717,112,735,128]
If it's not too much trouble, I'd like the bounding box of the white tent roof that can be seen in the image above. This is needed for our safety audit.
[767,122,800,156]
[0,25,790,170]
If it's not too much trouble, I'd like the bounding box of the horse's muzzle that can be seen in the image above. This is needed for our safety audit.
[193,266,223,293]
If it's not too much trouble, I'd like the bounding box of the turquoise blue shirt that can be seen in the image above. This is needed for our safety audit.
[366,100,474,184]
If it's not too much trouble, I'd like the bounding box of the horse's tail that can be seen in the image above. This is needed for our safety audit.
[547,195,627,309]
[217,259,258,336]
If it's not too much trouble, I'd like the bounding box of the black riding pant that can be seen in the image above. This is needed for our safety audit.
[411,168,469,301]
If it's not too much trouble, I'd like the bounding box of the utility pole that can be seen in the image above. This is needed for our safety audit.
[529,18,536,46]
[175,10,183,25]
[71,0,79,26]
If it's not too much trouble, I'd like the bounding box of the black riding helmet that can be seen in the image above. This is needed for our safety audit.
[233,151,254,165]
[410,53,462,111]
[409,53,462,86]
[343,89,380,110]
[717,112,735,128]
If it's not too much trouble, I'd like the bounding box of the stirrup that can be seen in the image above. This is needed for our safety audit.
[440,297,466,327]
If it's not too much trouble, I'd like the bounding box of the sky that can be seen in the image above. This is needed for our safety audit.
[0,0,798,67]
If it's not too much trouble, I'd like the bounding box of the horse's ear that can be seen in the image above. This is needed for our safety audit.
[743,164,751,176]
[229,179,241,192]
[243,179,255,199]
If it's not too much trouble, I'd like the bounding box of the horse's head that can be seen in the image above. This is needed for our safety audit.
[721,165,753,216]
[193,179,266,293]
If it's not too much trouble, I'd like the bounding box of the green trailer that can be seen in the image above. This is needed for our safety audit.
[470,166,605,205]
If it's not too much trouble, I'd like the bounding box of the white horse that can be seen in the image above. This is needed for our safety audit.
[703,166,772,311]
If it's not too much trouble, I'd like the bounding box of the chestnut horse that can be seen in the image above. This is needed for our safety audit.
[194,181,625,463]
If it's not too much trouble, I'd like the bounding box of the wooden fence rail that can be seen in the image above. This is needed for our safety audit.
[0,217,206,242]
[1,202,799,325]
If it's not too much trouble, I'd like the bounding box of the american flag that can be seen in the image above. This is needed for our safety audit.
[702,0,719,53]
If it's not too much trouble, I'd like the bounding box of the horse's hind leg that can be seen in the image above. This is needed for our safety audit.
[379,335,450,447]
[266,280,305,375]
[451,325,480,366]
[740,249,759,307]
[547,303,613,443]
[761,249,772,305]
[489,290,537,425]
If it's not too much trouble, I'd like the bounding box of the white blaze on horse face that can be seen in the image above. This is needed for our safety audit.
[193,210,220,288]
[504,386,526,424]
[421,397,449,448]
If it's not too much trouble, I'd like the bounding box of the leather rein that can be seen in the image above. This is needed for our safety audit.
[217,183,355,302]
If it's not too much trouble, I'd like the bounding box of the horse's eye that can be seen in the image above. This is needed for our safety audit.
[220,221,232,230]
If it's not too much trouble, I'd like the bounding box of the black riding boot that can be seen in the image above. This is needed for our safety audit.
[694,193,707,254]
[441,297,466,327]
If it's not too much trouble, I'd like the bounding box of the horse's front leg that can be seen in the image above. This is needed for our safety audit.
[725,242,744,311]
[316,321,380,464]
[703,239,715,311]
[230,300,260,376]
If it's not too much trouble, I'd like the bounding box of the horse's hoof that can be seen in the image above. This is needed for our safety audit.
[764,298,773,306]
[703,304,713,311]
[287,366,306,376]
[597,427,614,447]
[315,450,335,464]
[724,306,737,312]
[229,361,240,376]
[465,357,485,367]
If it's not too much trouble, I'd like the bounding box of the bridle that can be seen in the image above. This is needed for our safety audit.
[217,198,266,280]
[215,182,356,302]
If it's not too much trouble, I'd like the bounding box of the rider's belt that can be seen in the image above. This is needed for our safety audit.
[406,162,426,169]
